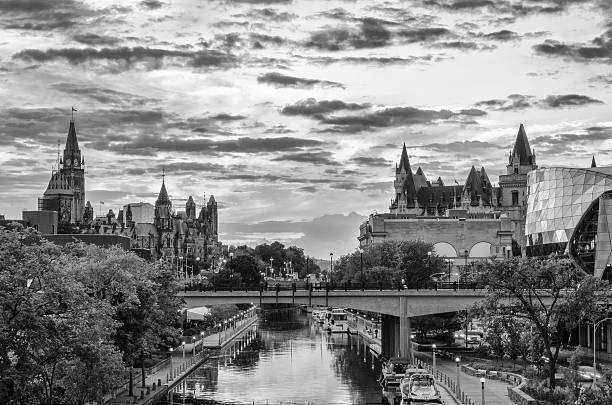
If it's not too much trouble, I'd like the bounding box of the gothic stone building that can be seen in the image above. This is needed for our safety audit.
[359,124,537,275]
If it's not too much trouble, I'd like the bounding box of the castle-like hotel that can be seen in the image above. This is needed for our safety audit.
[29,117,221,263]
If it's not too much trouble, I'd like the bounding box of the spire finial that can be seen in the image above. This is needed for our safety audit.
[162,167,165,183]
[71,106,77,121]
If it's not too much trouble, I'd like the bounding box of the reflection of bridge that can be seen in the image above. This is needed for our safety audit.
[179,289,500,361]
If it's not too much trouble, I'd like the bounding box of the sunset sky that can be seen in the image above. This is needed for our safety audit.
[1,0,611,257]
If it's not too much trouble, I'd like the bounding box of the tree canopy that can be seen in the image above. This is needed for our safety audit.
[471,257,608,388]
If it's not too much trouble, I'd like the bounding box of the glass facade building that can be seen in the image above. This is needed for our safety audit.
[525,167,612,278]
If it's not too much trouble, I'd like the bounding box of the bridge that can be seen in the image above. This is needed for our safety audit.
[179,287,502,361]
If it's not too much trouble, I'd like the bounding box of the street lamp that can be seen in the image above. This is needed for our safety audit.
[182,341,186,361]
[169,347,174,379]
[229,252,234,273]
[200,331,205,352]
[432,344,437,376]
[269,257,274,277]
[481,377,485,405]
[593,317,612,385]
[446,259,453,283]
[330,252,333,273]
[455,357,461,397]
[192,336,196,355]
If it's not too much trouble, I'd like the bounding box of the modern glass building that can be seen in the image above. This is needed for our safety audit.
[525,167,612,278]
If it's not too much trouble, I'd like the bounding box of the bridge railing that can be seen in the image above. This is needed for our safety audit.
[180,280,487,293]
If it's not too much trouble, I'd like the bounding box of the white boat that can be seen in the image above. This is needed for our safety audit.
[324,308,348,333]
[312,309,326,324]
[380,358,414,391]
[399,371,442,404]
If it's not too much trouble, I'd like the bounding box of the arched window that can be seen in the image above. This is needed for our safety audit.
[433,242,457,257]
[470,242,492,257]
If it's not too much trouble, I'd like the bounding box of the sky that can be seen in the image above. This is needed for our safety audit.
[1,0,611,258]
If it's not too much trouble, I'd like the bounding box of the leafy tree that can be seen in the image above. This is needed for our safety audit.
[471,257,608,388]
[229,254,260,282]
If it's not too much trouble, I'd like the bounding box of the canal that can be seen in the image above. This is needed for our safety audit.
[158,307,383,404]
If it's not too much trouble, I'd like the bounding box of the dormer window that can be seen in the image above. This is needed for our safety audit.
[514,167,519,174]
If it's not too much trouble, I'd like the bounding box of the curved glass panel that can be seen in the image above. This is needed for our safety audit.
[432,242,457,257]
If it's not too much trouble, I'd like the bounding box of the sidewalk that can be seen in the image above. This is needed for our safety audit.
[106,314,258,404]
[415,352,514,404]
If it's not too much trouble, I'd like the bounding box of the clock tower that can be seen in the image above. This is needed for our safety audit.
[59,119,85,223]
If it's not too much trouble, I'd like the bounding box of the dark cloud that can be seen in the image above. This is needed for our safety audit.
[126,162,226,176]
[264,124,294,134]
[102,135,324,156]
[532,126,612,154]
[12,47,238,71]
[474,94,534,111]
[541,94,604,108]
[281,98,370,116]
[272,151,339,166]
[257,72,344,88]
[50,83,158,106]
[249,33,286,48]
[418,140,506,153]
[318,106,485,132]
[303,55,443,65]
[140,0,163,10]
[353,157,392,167]
[533,30,612,63]
[209,113,246,121]
[243,8,296,21]
[0,0,94,31]
[432,41,496,50]
[481,30,519,41]
[305,18,391,51]
[397,28,451,43]
[589,74,612,85]
[72,33,121,46]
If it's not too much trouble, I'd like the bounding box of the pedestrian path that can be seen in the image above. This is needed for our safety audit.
[105,314,258,404]
[415,352,514,405]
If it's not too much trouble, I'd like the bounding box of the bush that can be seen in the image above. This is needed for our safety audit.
[522,380,573,404]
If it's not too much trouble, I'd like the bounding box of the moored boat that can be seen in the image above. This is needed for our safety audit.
[324,308,349,333]
[399,371,442,404]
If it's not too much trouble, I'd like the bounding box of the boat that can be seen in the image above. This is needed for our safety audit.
[380,357,413,391]
[324,308,349,333]
[399,371,442,404]
[312,309,325,323]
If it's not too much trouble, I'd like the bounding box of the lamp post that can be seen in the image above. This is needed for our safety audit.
[182,341,185,361]
[169,347,174,379]
[330,252,333,274]
[481,377,485,405]
[455,357,461,397]
[359,249,364,284]
[192,336,196,355]
[446,259,453,284]
[218,323,222,346]
[432,344,437,376]
[269,257,274,278]
[200,331,205,352]
[229,252,234,274]
[593,317,612,385]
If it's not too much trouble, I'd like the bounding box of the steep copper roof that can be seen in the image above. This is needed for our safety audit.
[417,185,462,209]
[511,124,534,165]
[397,142,411,173]
[464,166,493,206]
[64,120,79,152]
[208,195,216,205]
[413,167,428,190]
[187,195,195,206]
[156,180,171,206]
[44,171,73,196]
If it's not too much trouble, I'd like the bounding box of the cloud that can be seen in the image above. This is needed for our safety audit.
[397,27,451,43]
[140,0,163,10]
[589,74,612,85]
[541,94,604,108]
[271,151,339,166]
[50,83,158,106]
[243,8,296,22]
[319,106,486,132]
[481,30,519,41]
[257,72,344,88]
[102,135,325,156]
[532,126,612,154]
[72,33,121,46]
[353,156,392,167]
[474,94,602,110]
[208,113,246,121]
[418,140,506,153]
[305,18,391,51]
[0,0,95,31]
[12,47,238,71]
[249,33,287,48]
[431,41,496,51]
[533,30,612,63]
[281,98,370,116]
[302,55,443,65]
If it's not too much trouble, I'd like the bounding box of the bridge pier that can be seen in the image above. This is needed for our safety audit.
[381,296,412,361]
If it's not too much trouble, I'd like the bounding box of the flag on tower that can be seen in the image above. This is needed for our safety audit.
[72,107,77,112]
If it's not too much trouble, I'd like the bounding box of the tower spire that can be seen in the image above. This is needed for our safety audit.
[511,124,534,165]
[591,156,597,168]
[162,167,165,183]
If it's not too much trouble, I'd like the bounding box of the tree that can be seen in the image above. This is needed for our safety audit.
[230,254,260,282]
[471,257,608,388]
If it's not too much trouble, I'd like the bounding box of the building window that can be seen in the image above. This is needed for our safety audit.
[514,167,519,174]
[512,191,519,206]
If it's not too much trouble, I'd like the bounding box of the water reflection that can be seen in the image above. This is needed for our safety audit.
[159,309,382,404]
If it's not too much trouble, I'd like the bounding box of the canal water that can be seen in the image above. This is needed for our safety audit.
[158,307,383,404]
